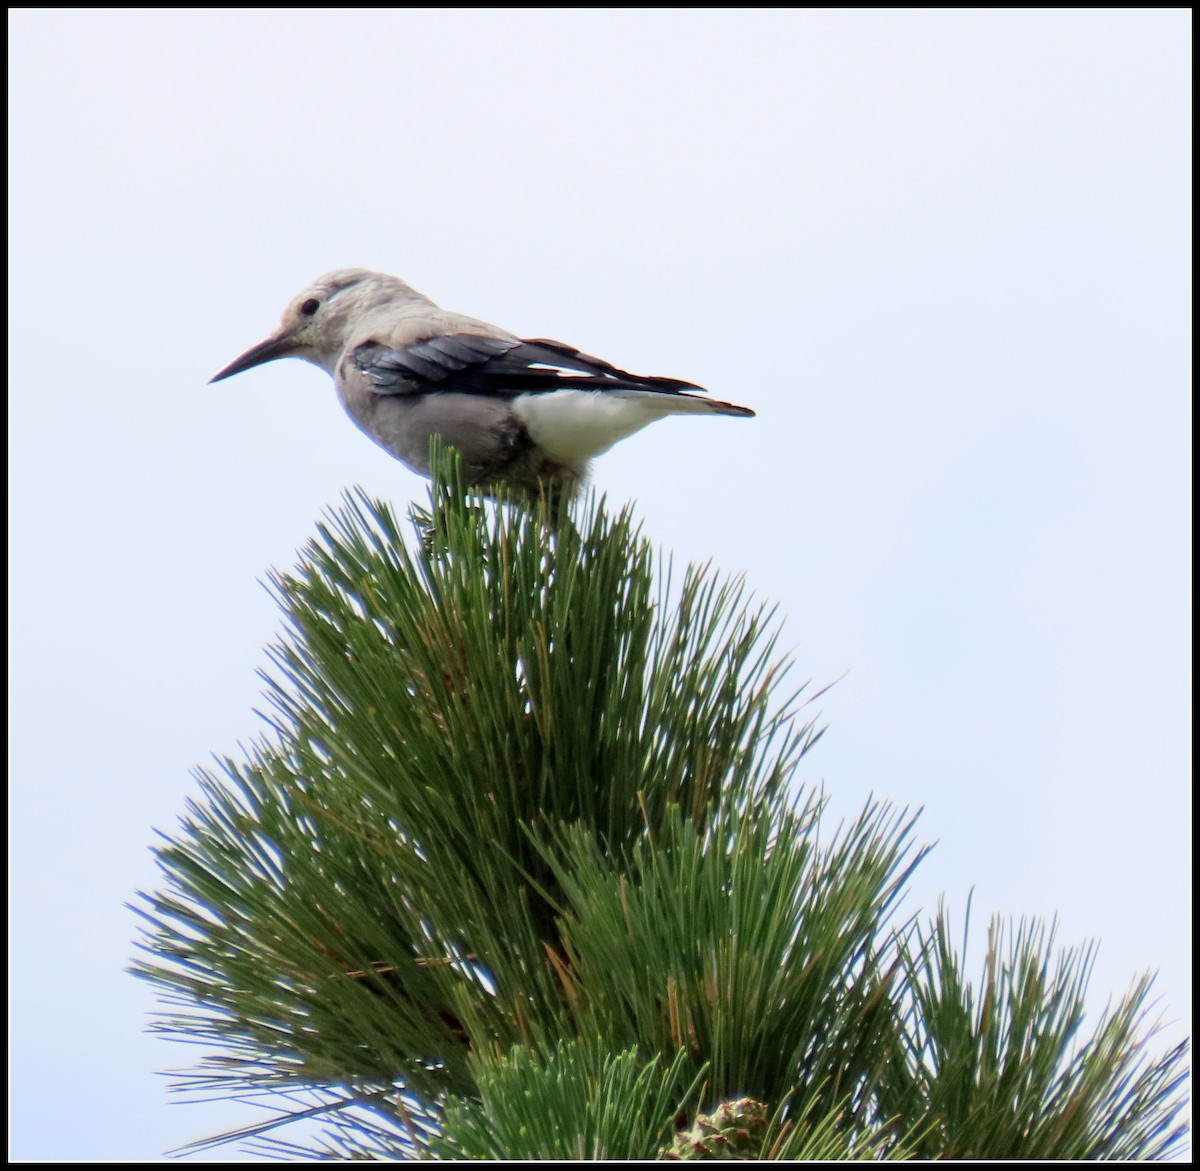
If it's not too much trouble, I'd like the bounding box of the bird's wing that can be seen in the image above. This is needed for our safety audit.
[350,333,706,399]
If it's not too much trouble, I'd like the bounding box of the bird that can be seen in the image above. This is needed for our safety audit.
[211,268,754,501]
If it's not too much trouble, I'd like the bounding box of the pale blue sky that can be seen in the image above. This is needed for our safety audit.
[9,8,1190,1160]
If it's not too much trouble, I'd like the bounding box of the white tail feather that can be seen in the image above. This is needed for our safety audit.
[513,389,744,468]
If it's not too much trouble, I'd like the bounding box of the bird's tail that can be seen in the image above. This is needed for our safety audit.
[610,389,755,418]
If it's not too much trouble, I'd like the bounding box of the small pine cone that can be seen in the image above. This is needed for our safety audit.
[661,1097,768,1160]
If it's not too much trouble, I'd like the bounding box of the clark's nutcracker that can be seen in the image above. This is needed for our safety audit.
[211,268,754,498]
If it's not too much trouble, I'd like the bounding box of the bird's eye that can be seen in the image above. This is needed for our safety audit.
[300,298,321,317]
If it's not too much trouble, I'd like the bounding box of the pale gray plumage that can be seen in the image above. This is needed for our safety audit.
[211,268,754,498]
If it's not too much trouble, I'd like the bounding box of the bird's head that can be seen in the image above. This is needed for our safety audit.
[210,268,426,382]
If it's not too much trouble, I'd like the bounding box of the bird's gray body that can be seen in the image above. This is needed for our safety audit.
[212,268,754,496]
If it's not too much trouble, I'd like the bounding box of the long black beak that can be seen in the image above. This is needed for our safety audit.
[210,333,295,383]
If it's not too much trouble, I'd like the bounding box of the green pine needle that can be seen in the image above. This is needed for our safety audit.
[130,449,1189,1159]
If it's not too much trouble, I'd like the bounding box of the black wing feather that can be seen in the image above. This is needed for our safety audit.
[353,333,707,399]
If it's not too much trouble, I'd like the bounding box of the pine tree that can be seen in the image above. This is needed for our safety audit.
[132,451,1189,1160]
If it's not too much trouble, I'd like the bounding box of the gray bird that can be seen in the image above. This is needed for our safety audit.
[211,268,754,499]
